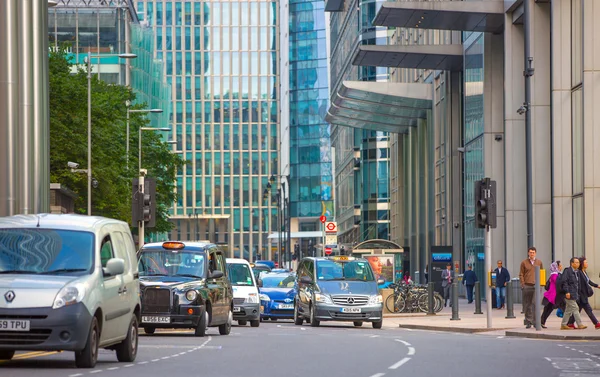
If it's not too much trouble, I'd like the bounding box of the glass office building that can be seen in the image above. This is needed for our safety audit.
[136,1,280,259]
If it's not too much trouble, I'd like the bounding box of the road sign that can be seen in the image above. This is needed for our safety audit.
[325,234,338,248]
[325,247,332,255]
[319,215,327,224]
[325,222,337,233]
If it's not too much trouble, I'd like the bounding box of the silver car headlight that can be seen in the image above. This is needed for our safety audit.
[314,293,332,304]
[247,293,259,303]
[259,293,270,302]
[53,283,86,309]
[185,290,198,301]
[368,295,383,305]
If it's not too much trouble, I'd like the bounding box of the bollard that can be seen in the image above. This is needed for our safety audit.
[474,281,483,314]
[534,265,541,331]
[505,280,516,319]
[450,281,460,320]
[427,282,436,316]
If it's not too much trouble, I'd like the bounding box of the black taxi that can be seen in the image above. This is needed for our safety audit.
[137,241,233,337]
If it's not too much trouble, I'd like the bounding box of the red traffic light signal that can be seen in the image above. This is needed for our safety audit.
[319,215,327,223]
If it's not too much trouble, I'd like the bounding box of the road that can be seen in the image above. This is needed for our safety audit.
[2,320,600,377]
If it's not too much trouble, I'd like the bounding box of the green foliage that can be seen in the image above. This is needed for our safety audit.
[49,48,184,235]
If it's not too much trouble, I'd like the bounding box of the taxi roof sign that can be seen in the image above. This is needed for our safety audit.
[332,256,354,261]
[162,241,185,250]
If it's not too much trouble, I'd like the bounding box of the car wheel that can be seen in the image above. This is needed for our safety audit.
[75,316,99,368]
[195,310,208,337]
[116,315,138,362]
[238,320,247,326]
[250,320,260,327]
[219,308,232,335]
[372,320,383,329]
[0,350,15,360]
[293,302,303,326]
[353,321,363,327]
[309,304,320,327]
[143,327,156,335]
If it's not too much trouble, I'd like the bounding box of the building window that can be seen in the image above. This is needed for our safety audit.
[571,0,582,86]
[573,196,584,256]
[572,88,583,195]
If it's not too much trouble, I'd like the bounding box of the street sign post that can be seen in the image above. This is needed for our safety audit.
[325,247,332,255]
[325,222,337,233]
[319,215,327,224]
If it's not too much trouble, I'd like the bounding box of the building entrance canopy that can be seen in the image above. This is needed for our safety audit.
[325,81,432,133]
[353,44,464,71]
[373,1,504,34]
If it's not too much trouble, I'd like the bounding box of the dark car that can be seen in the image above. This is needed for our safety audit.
[294,256,384,328]
[137,241,233,337]
[250,263,271,281]
[258,272,296,321]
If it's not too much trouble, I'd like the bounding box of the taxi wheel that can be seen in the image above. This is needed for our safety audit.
[144,327,156,335]
[250,320,260,327]
[372,320,383,329]
[353,321,363,327]
[309,305,320,327]
[219,308,232,335]
[238,320,247,326]
[0,350,15,360]
[195,311,208,337]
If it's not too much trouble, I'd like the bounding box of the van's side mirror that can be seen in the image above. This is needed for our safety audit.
[377,279,385,285]
[104,258,125,276]
[257,279,263,287]
[300,276,312,285]
[209,270,224,279]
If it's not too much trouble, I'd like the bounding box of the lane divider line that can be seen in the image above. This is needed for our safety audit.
[394,339,411,346]
[369,373,386,377]
[407,347,415,356]
[389,357,411,370]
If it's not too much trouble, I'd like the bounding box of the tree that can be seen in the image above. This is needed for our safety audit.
[49,48,184,235]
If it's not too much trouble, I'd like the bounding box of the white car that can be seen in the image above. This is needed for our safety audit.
[226,258,260,327]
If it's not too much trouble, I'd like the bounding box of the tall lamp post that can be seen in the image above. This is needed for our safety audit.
[126,104,163,169]
[85,51,136,215]
[263,174,290,268]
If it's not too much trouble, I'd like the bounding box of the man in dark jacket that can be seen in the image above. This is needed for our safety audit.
[561,257,586,330]
[463,265,478,303]
[493,260,510,309]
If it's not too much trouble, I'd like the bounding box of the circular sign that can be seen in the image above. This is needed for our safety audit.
[326,222,336,231]
[325,247,332,255]
[319,215,327,224]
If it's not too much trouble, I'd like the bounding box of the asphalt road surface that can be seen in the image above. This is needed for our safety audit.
[2,320,600,377]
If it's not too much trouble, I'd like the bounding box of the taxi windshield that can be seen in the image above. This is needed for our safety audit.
[227,263,254,286]
[315,260,375,281]
[138,249,206,278]
[261,273,296,288]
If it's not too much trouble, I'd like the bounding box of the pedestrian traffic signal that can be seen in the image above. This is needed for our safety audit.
[474,178,497,229]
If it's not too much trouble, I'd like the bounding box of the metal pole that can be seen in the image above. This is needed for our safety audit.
[277,192,282,265]
[18,0,33,215]
[126,106,130,170]
[450,281,460,320]
[485,226,492,328]
[505,280,516,318]
[474,281,483,314]
[138,116,142,174]
[524,0,534,247]
[87,51,92,216]
[534,265,541,330]
[427,281,435,316]
[138,174,145,248]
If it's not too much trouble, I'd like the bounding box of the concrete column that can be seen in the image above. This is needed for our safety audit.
[0,0,20,216]
[449,71,463,259]
[19,0,34,215]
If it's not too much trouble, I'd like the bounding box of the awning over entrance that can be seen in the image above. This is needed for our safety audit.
[373,1,505,34]
[325,81,432,133]
[353,44,464,71]
[324,0,344,12]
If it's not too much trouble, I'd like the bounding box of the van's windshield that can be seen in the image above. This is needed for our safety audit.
[227,263,254,286]
[138,249,206,278]
[315,260,375,281]
[0,228,94,275]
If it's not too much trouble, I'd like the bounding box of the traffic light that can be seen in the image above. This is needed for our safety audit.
[474,178,497,229]
[132,177,156,228]
[340,246,346,256]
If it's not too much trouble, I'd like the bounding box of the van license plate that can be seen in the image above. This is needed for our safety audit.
[142,316,170,324]
[341,308,361,313]
[0,319,30,331]
[233,306,241,312]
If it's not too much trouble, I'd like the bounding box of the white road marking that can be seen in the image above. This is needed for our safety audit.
[107,367,120,371]
[69,374,83,377]
[497,336,504,339]
[161,356,171,360]
[90,371,103,374]
[152,359,160,362]
[124,364,134,367]
[137,361,148,365]
[277,325,282,328]
[394,339,411,346]
[389,357,411,370]
[370,335,380,338]
[369,373,386,377]
[301,328,306,331]
[407,347,416,356]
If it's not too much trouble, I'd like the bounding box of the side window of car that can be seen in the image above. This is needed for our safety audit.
[307,261,315,280]
[111,232,130,273]
[297,261,306,279]
[100,236,114,268]
[120,231,139,274]
[215,252,226,276]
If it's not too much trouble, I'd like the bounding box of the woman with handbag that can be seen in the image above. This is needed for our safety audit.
[567,256,600,329]
[541,261,563,328]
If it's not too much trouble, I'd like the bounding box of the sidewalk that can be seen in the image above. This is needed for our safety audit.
[382,298,600,340]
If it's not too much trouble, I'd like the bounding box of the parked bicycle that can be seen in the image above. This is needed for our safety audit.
[385,282,443,313]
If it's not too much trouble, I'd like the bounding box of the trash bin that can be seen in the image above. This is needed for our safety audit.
[511,278,523,304]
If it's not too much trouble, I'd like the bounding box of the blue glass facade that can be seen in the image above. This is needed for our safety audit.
[288,0,333,219]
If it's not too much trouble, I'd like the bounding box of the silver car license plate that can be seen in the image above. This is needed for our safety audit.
[279,304,293,309]
[142,316,170,324]
[0,319,30,331]
[341,307,361,313]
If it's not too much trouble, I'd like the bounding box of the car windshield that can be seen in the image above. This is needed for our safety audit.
[0,228,94,275]
[315,260,375,281]
[261,273,295,288]
[227,263,254,286]
[138,249,206,278]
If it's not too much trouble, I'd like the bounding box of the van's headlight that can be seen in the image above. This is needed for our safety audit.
[314,293,332,304]
[185,290,198,301]
[368,295,383,305]
[247,293,259,303]
[53,284,86,309]
[259,293,270,302]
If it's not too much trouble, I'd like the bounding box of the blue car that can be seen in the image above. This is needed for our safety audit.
[258,272,296,321]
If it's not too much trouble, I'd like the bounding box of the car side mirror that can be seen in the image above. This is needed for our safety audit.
[377,279,385,285]
[104,258,125,276]
[300,276,312,285]
[209,270,224,279]
[257,278,263,287]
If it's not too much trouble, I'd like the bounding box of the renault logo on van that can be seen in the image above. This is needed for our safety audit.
[4,291,15,303]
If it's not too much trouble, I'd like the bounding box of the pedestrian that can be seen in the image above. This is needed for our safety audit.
[463,265,478,303]
[561,257,586,329]
[441,263,454,307]
[403,271,413,285]
[493,260,510,309]
[541,261,562,329]
[567,257,600,329]
[424,264,429,284]
[519,246,544,329]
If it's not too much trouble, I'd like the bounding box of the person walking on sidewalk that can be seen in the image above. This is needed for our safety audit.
[463,265,478,304]
[519,247,544,329]
[541,261,563,329]
[493,260,511,309]
[561,257,587,330]
[567,257,600,329]
[441,263,454,307]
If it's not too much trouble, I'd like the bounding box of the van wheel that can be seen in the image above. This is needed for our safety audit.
[309,305,320,327]
[116,315,138,362]
[372,320,383,329]
[75,317,99,368]
[144,327,155,335]
[195,310,208,337]
[353,321,363,327]
[238,320,247,326]
[219,308,232,335]
[250,320,260,327]
[0,350,15,360]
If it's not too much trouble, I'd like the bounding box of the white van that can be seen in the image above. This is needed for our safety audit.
[226,258,260,327]
[0,214,141,368]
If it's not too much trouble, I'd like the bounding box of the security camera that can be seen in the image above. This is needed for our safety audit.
[67,161,79,169]
[91,178,99,189]
[517,105,527,115]
[495,134,503,142]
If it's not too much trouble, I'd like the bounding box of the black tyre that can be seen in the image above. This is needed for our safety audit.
[195,310,208,337]
[250,320,260,327]
[75,316,99,368]
[309,304,320,327]
[293,303,303,325]
[0,350,15,360]
[238,320,247,326]
[116,315,138,362]
[372,320,383,329]
[143,327,155,335]
[353,321,363,327]
[219,308,232,335]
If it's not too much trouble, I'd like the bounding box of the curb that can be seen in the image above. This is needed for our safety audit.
[505,331,600,341]
[398,324,508,334]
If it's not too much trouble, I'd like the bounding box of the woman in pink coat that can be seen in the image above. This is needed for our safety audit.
[541,261,562,328]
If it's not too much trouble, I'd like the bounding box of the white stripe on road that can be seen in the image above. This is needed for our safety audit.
[90,371,103,374]
[69,374,83,377]
[124,364,134,367]
[137,361,149,365]
[407,347,415,356]
[389,358,411,370]
[370,335,380,338]
[369,373,386,377]
[497,336,504,339]
[394,339,411,346]
[107,367,120,371]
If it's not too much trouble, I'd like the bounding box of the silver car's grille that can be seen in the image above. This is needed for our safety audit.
[233,298,245,305]
[331,295,369,306]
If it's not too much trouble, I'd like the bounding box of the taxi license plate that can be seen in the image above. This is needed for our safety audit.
[0,319,30,331]
[233,306,241,312]
[142,316,170,324]
[341,307,361,313]
[279,304,294,309]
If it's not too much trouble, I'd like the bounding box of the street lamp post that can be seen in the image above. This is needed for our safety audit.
[126,105,163,170]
